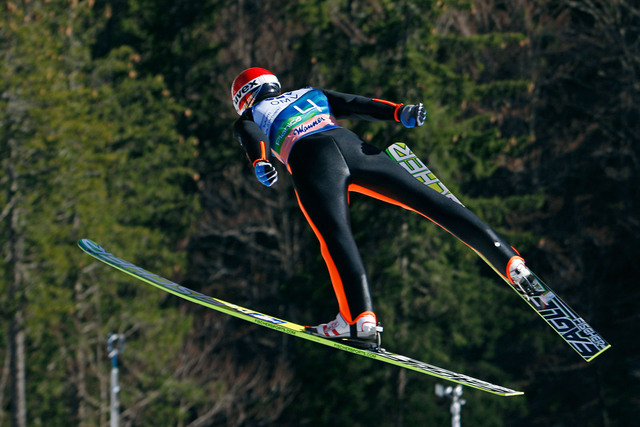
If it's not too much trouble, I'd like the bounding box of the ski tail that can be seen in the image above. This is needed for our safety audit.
[525,271,611,361]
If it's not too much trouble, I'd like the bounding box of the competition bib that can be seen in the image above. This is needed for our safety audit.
[251,88,340,164]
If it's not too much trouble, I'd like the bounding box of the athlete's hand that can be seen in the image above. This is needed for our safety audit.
[400,103,426,128]
[254,160,278,187]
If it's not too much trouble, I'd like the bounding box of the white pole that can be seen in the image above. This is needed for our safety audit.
[435,384,466,427]
[108,334,125,427]
[450,385,464,427]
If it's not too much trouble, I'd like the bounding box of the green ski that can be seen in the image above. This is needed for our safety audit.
[78,238,523,396]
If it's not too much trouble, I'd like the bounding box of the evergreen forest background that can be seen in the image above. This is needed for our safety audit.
[1,0,639,426]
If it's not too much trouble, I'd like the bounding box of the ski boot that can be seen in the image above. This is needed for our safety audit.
[306,312,384,352]
[509,257,545,299]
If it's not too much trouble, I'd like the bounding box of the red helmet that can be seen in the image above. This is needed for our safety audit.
[231,67,281,115]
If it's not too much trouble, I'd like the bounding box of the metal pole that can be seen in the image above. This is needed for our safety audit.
[435,384,466,427]
[108,334,125,427]
[450,385,464,427]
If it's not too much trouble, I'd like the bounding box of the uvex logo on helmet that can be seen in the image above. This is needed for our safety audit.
[233,80,259,105]
[231,68,280,115]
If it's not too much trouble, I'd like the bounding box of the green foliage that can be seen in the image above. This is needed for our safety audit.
[1,1,199,425]
[1,0,636,425]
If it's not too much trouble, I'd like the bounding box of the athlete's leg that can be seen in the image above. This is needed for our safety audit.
[337,134,519,281]
[287,133,374,324]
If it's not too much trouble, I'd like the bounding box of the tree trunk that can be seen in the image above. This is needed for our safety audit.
[6,137,27,427]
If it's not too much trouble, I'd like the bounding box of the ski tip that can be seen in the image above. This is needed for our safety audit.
[78,238,92,248]
[77,238,102,253]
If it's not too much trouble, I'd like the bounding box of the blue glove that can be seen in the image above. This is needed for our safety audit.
[400,103,426,128]
[254,160,278,187]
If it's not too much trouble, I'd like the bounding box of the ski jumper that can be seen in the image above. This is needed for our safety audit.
[234,87,520,325]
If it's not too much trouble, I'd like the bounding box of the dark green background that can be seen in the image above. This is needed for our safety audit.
[2,1,637,425]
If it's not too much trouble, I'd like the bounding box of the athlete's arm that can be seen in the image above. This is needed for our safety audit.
[321,89,403,122]
[321,89,425,127]
[234,113,278,187]
[233,112,271,165]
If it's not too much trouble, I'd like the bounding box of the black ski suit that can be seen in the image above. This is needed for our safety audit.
[234,87,519,325]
